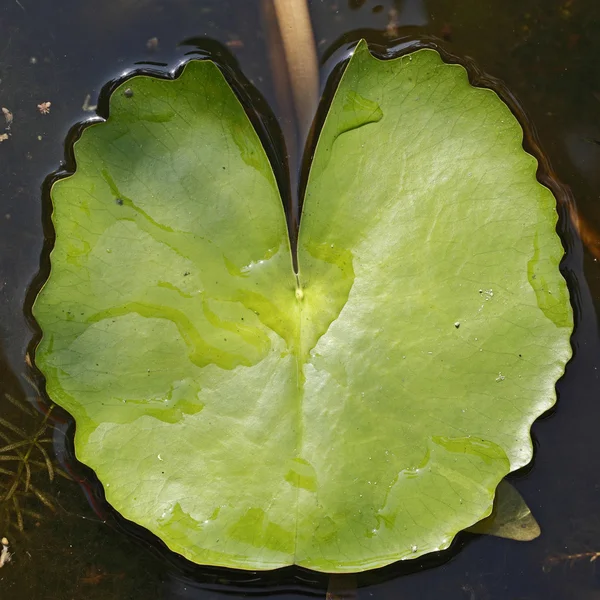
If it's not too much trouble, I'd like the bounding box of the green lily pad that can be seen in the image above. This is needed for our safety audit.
[33,40,572,572]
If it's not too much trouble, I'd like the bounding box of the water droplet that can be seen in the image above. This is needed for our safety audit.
[454,322,460,328]
[411,545,418,553]
[157,454,163,461]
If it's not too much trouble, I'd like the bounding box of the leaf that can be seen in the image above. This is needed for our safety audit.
[32,41,572,572]
[4,393,36,417]
[29,484,56,511]
[12,495,23,531]
[466,480,540,541]
[0,440,36,453]
[0,416,28,439]
[34,442,54,481]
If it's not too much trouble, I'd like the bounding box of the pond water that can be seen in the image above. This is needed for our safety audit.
[1,0,600,598]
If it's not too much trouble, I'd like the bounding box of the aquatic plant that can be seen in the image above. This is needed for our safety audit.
[32,40,572,571]
[0,394,66,533]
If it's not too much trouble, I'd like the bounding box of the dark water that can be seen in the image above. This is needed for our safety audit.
[1,0,600,598]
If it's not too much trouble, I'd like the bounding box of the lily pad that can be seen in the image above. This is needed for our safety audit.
[33,41,572,572]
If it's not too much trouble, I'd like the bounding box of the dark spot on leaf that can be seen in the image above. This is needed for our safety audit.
[115,198,124,206]
[124,88,134,98]
[184,271,190,276]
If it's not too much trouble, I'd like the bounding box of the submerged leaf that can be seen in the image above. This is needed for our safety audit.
[34,442,54,481]
[467,480,540,541]
[29,484,56,511]
[4,394,36,417]
[0,440,36,453]
[33,41,572,572]
[11,496,23,531]
[0,417,27,440]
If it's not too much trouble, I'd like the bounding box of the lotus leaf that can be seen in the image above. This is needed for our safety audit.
[33,40,572,572]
